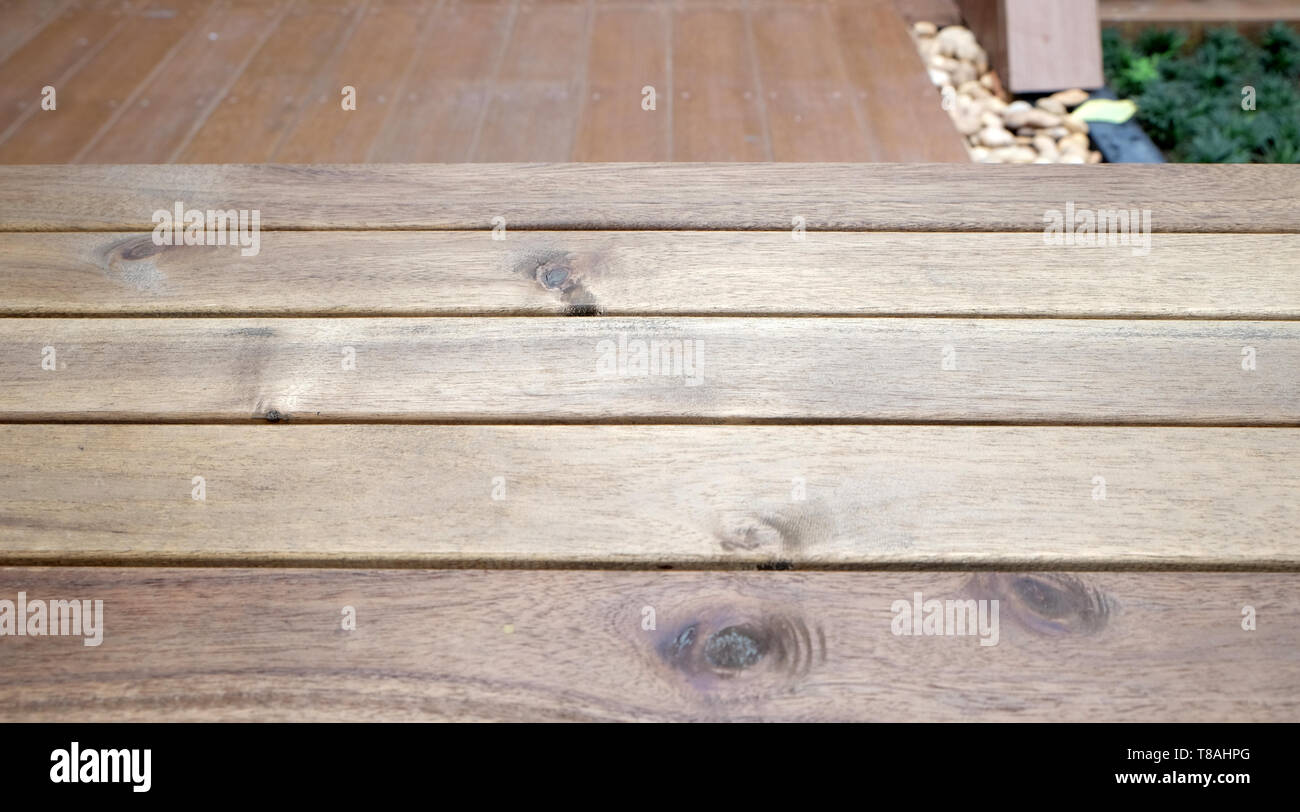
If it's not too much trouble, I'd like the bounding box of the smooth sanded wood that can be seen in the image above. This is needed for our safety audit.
[76,0,289,165]
[175,0,363,164]
[831,0,971,162]
[2,163,1296,232]
[273,0,434,164]
[1,425,1296,567]
[1,567,1294,721]
[3,230,1299,317]
[3,317,1297,423]
[0,1,210,163]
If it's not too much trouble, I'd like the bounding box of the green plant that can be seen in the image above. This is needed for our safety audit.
[1102,23,1300,162]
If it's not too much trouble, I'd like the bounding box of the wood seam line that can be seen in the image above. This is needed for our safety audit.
[0,0,136,149]
[4,559,1300,573]
[72,0,226,164]
[363,0,448,164]
[741,0,774,161]
[0,0,76,66]
[166,0,296,164]
[3,421,1300,427]
[466,0,521,162]
[266,0,371,163]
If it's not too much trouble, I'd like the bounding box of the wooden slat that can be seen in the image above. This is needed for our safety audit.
[2,567,1295,721]
[3,317,1297,422]
[2,164,1295,231]
[1,425,1297,567]
[3,230,1300,318]
[1100,0,1300,23]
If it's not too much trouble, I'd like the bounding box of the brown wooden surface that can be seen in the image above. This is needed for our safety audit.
[3,163,1298,231]
[0,0,970,163]
[959,0,1105,92]
[2,425,1297,568]
[1,161,1296,721]
[5,317,1298,423]
[5,230,1298,318]
[1,568,1294,721]
[1101,0,1300,41]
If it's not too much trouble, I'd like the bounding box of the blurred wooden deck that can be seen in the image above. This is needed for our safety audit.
[0,0,969,163]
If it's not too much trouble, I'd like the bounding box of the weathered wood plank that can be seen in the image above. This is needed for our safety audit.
[1,568,1294,721]
[1,425,1296,567]
[3,317,1297,422]
[1,164,1295,231]
[3,230,1297,317]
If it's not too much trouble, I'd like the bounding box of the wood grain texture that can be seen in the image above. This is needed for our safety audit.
[1,567,1295,721]
[3,317,1298,422]
[2,164,1295,232]
[3,230,1299,318]
[1,425,1297,567]
[959,0,1105,93]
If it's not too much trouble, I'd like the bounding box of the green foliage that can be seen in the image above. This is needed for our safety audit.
[1102,24,1300,162]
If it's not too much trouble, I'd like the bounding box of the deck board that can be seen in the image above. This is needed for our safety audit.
[0,0,968,162]
[0,1,211,163]
[1,567,1295,721]
[174,0,364,163]
[1,425,1296,568]
[2,163,1297,232]
[3,230,1299,318]
[0,160,1296,722]
[3,317,1298,423]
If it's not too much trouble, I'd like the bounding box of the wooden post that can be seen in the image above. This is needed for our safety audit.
[958,0,1105,93]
